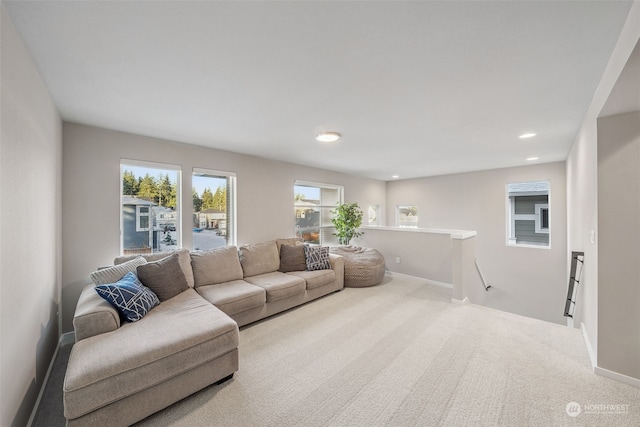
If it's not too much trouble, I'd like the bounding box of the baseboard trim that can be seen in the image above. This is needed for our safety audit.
[594,366,640,388]
[580,322,597,370]
[451,297,469,304]
[578,323,639,389]
[385,271,453,289]
[27,332,75,427]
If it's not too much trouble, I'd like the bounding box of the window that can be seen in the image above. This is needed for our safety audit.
[121,160,181,255]
[367,205,379,225]
[192,168,236,250]
[294,180,343,245]
[535,204,549,233]
[136,206,150,231]
[507,181,550,247]
[397,205,418,227]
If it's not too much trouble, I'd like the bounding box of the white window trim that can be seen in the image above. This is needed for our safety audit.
[193,167,237,247]
[506,181,551,249]
[120,159,182,254]
[294,179,343,191]
[122,158,182,171]
[367,205,380,226]
[193,167,236,178]
[396,205,419,228]
[294,180,344,245]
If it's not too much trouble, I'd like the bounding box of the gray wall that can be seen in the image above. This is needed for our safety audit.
[380,162,567,324]
[0,5,62,426]
[566,3,639,381]
[61,123,386,332]
[597,111,640,380]
[566,119,599,357]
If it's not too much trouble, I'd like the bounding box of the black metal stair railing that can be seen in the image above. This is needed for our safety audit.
[564,251,584,318]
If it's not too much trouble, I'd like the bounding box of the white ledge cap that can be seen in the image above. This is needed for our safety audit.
[361,226,477,240]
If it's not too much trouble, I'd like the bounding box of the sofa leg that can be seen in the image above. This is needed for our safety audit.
[215,373,234,385]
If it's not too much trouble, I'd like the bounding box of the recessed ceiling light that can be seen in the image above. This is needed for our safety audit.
[527,157,539,161]
[392,175,399,179]
[519,133,537,139]
[315,132,341,143]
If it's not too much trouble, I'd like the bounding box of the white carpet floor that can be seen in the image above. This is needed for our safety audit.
[133,274,639,427]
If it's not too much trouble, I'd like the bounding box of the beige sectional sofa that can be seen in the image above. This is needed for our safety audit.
[64,238,344,426]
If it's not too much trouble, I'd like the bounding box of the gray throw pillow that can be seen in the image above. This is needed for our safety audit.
[136,252,188,301]
[114,249,195,288]
[304,245,331,271]
[90,256,147,285]
[279,244,307,272]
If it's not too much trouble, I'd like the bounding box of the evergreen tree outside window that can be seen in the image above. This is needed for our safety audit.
[192,168,236,250]
[120,160,181,255]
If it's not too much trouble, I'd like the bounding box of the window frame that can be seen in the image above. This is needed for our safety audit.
[396,205,419,228]
[136,205,150,232]
[535,203,550,234]
[294,180,344,245]
[120,159,182,255]
[192,167,237,248]
[367,205,380,226]
[506,180,551,249]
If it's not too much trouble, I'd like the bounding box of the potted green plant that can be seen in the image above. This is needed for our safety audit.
[331,202,364,245]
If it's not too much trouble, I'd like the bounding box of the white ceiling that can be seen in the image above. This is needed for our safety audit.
[3,1,635,181]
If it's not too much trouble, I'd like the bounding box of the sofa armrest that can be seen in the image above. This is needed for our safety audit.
[329,253,345,289]
[73,284,121,342]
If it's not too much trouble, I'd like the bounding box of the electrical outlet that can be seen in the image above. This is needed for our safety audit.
[395,257,401,264]
[590,230,595,244]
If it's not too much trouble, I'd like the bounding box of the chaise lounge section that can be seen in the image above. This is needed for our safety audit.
[64,238,344,426]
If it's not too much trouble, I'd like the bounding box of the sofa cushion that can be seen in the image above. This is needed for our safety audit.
[244,272,306,302]
[90,257,147,285]
[191,246,243,287]
[197,280,266,316]
[239,241,280,277]
[95,272,160,322]
[64,289,239,420]
[114,249,195,288]
[136,252,189,301]
[278,244,307,273]
[287,269,336,290]
[304,245,331,271]
[275,237,304,253]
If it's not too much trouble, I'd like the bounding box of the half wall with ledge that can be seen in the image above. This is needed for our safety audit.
[354,226,482,303]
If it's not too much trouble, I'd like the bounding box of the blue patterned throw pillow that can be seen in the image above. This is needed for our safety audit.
[95,272,160,322]
[303,245,331,271]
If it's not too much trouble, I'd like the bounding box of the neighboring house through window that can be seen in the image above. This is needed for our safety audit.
[135,204,151,231]
[294,180,343,245]
[507,180,550,247]
[368,205,379,225]
[192,168,237,250]
[121,160,181,255]
[397,205,418,228]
